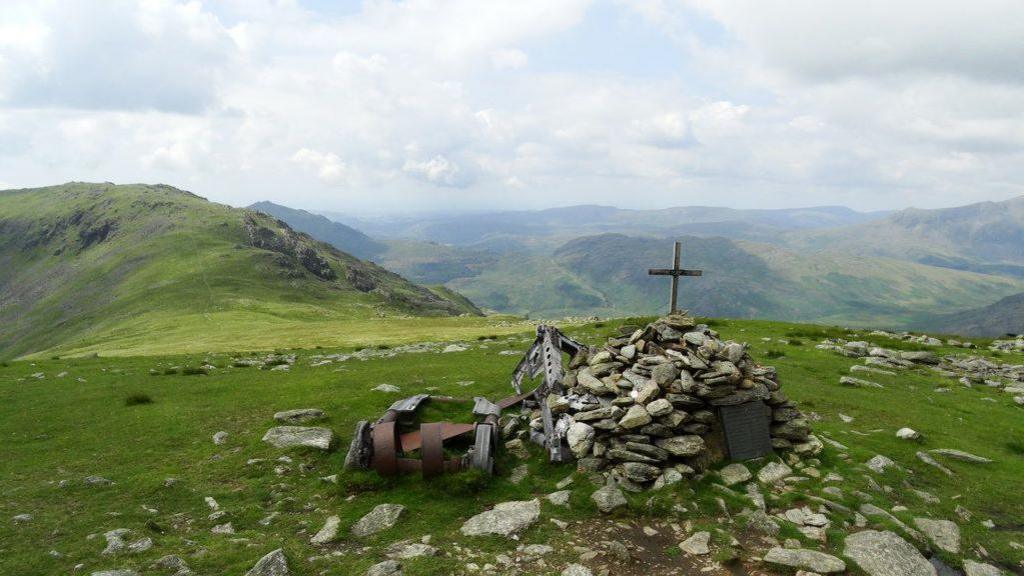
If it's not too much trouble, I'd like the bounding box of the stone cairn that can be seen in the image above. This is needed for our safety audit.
[507,312,815,492]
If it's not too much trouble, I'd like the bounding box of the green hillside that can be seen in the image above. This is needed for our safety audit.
[0,183,482,359]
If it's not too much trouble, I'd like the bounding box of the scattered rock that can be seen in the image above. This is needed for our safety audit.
[719,463,752,486]
[261,426,336,451]
[352,504,405,537]
[547,490,571,507]
[757,461,793,484]
[963,560,1003,576]
[678,531,711,555]
[373,384,401,393]
[912,518,959,554]
[11,513,33,523]
[896,428,920,441]
[212,431,229,445]
[591,484,628,513]
[916,451,954,476]
[151,554,192,576]
[763,548,846,573]
[561,565,593,576]
[273,408,325,424]
[844,530,935,576]
[929,449,992,464]
[460,499,540,537]
[866,454,899,473]
[387,542,438,559]
[246,549,289,576]
[310,515,340,546]
[84,475,113,486]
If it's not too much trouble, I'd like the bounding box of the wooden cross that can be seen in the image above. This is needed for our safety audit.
[648,241,702,314]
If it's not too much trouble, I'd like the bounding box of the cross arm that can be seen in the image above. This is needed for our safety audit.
[648,268,703,276]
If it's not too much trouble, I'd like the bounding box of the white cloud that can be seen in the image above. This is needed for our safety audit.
[402,155,465,187]
[490,49,528,70]
[291,148,350,185]
[0,0,1021,213]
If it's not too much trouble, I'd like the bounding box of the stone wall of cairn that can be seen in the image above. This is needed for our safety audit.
[512,313,818,492]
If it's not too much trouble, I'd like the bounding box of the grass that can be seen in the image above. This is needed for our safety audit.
[124,393,153,406]
[0,317,1022,575]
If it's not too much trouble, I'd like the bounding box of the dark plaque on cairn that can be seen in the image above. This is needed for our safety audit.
[719,401,772,460]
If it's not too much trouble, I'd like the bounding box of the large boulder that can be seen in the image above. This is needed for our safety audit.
[261,427,335,451]
[844,530,936,576]
[351,504,405,537]
[460,499,540,537]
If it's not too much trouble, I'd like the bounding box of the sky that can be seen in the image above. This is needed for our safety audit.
[1,0,1022,215]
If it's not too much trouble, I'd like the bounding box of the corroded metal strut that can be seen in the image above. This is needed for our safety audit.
[344,325,585,478]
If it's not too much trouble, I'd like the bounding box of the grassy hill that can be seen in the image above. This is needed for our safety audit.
[0,316,1020,574]
[0,183,484,359]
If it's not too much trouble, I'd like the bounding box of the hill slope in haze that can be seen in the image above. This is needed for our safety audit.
[788,196,1024,276]
[0,183,479,358]
[445,234,1024,326]
[919,291,1024,337]
[332,204,889,249]
[249,201,387,260]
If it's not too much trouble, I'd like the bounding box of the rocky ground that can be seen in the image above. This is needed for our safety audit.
[1,318,1022,575]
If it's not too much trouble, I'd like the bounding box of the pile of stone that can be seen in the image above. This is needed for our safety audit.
[512,312,816,492]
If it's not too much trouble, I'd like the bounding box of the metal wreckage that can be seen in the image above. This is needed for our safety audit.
[344,326,585,478]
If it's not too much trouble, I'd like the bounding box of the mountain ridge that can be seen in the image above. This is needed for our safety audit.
[0,182,479,358]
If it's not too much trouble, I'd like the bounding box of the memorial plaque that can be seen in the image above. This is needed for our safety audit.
[719,401,772,460]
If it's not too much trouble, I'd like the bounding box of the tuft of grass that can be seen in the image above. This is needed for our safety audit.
[124,393,153,406]
[787,338,804,346]
[162,367,178,375]
[430,468,490,496]
[1006,439,1024,456]
[339,470,394,494]
[181,366,209,376]
[765,349,786,359]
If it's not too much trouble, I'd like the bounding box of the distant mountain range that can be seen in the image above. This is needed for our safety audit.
[330,204,891,250]
[258,197,1024,334]
[0,184,478,358]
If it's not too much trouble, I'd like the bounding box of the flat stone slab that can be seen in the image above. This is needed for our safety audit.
[261,427,335,451]
[963,560,1003,576]
[757,461,793,484]
[460,499,540,537]
[763,548,846,573]
[844,530,936,576]
[273,408,325,424]
[913,518,960,554]
[929,449,993,464]
[351,504,405,537]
